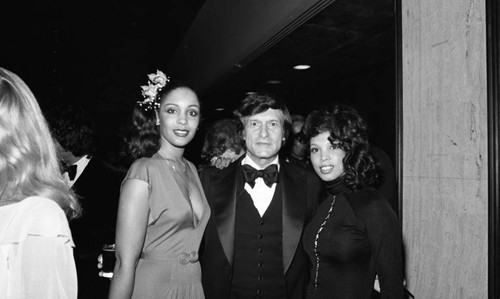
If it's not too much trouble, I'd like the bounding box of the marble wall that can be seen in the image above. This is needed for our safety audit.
[402,0,488,297]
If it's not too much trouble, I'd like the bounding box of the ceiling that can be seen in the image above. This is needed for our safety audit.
[175,0,397,157]
[2,0,396,160]
[3,0,395,115]
[169,0,396,157]
[192,0,396,118]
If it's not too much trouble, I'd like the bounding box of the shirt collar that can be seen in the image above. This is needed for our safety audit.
[242,155,280,171]
[72,155,91,168]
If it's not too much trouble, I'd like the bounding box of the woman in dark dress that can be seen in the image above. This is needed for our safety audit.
[302,103,404,298]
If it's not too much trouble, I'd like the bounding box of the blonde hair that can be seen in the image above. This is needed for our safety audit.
[0,67,81,219]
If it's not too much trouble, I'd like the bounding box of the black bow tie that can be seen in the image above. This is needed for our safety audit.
[242,164,278,188]
[62,163,77,180]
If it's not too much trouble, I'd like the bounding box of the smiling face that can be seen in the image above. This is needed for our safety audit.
[158,87,200,151]
[242,108,285,167]
[309,131,346,182]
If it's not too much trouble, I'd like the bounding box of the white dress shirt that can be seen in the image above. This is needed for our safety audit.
[64,156,91,187]
[242,155,280,217]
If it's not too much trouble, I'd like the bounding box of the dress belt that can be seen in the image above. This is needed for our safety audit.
[140,251,199,265]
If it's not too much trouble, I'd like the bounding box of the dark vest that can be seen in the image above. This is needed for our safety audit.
[231,184,285,298]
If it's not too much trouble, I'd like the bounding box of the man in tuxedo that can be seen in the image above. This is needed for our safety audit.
[199,93,322,299]
[48,106,124,299]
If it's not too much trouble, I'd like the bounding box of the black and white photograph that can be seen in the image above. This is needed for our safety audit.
[1,0,497,298]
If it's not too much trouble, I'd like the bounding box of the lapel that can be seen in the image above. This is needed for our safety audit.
[212,159,307,272]
[72,158,95,196]
[281,162,307,273]
[212,161,244,265]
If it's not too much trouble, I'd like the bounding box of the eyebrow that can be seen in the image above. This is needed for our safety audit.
[247,118,280,122]
[163,103,200,109]
[163,103,178,107]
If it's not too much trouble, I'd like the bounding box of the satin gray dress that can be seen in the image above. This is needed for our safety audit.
[125,154,210,299]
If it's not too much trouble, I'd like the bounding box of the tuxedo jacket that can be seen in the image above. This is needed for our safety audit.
[70,156,125,253]
[199,156,322,299]
[69,156,125,298]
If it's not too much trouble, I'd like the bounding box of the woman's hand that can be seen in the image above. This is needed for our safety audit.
[210,156,233,169]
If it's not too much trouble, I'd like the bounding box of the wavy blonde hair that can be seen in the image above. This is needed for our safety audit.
[0,67,81,219]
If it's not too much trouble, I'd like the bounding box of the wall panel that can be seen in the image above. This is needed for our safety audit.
[402,0,488,297]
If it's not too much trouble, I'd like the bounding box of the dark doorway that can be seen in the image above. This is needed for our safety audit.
[487,0,500,298]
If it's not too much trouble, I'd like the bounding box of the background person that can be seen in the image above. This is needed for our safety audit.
[302,103,404,298]
[108,71,210,299]
[199,92,322,299]
[0,67,80,298]
[47,105,124,298]
[284,114,311,169]
[199,118,245,170]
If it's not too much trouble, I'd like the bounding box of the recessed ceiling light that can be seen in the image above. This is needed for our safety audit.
[215,108,225,111]
[267,80,281,84]
[293,64,311,70]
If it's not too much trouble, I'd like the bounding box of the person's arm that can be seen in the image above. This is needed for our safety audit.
[364,195,404,299]
[108,179,150,299]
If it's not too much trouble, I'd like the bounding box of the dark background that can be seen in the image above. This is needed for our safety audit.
[2,0,396,168]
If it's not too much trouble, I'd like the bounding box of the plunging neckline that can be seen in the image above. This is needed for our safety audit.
[157,154,202,227]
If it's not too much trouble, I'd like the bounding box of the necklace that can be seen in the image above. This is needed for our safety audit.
[163,158,191,196]
[157,153,200,226]
[168,159,188,173]
[156,152,190,193]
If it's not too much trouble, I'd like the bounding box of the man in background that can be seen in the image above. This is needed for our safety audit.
[284,114,311,169]
[48,106,124,299]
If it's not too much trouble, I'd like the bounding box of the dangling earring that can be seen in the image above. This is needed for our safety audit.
[155,110,160,126]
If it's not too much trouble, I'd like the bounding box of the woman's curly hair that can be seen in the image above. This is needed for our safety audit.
[200,118,244,162]
[303,103,378,189]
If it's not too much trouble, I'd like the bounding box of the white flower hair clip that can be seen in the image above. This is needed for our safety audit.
[137,70,170,111]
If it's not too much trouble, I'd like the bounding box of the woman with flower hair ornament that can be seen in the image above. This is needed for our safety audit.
[108,70,210,299]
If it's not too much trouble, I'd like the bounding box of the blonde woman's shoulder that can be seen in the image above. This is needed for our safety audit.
[21,196,73,240]
[0,196,73,245]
